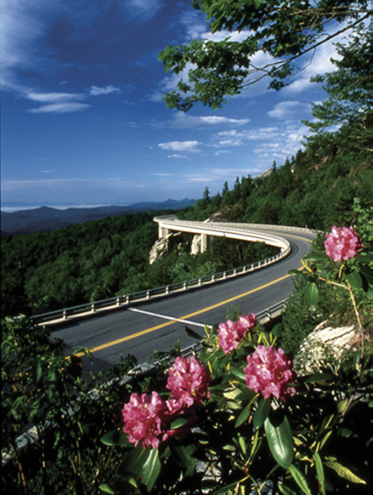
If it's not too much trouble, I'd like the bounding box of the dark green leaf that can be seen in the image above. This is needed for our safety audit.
[304,252,328,261]
[100,429,131,447]
[288,464,312,495]
[139,448,161,491]
[278,484,297,495]
[271,322,282,337]
[170,417,189,430]
[230,367,246,380]
[265,415,294,469]
[235,404,251,428]
[32,359,42,384]
[171,444,196,477]
[212,482,239,494]
[253,397,271,429]
[313,451,326,495]
[305,372,335,383]
[346,272,363,290]
[304,282,319,307]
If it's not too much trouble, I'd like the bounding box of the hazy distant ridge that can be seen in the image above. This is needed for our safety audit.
[1,199,196,236]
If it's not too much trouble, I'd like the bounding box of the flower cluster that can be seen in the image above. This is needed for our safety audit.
[166,355,211,407]
[324,226,363,262]
[244,346,296,401]
[122,356,210,448]
[218,313,257,354]
[122,391,171,449]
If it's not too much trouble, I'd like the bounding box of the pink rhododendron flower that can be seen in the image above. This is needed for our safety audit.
[244,346,296,401]
[218,313,257,354]
[324,226,363,262]
[166,356,211,407]
[122,391,169,449]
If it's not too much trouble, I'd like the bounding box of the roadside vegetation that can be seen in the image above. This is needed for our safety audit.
[2,1,372,493]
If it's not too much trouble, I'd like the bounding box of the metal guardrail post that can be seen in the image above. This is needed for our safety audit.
[91,304,95,313]
[63,310,67,320]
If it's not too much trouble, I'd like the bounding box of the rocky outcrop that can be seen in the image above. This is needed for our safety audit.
[149,233,173,265]
[191,235,202,255]
[295,321,361,374]
[149,232,182,264]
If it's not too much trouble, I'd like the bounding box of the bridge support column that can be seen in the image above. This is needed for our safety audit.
[158,224,170,239]
[201,234,208,253]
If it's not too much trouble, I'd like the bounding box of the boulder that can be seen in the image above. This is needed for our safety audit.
[295,321,361,374]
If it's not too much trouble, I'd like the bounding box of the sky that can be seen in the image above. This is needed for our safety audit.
[1,0,344,211]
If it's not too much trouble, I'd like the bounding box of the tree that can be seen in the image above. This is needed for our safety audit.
[159,0,370,110]
[304,25,372,151]
[222,180,229,196]
[202,185,211,203]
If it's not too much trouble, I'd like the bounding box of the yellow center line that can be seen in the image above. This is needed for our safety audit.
[75,272,293,357]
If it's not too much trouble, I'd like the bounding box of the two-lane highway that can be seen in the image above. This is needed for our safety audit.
[50,225,316,373]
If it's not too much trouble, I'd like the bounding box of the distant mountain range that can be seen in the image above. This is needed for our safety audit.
[1,198,196,236]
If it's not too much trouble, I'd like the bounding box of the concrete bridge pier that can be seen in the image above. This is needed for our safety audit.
[201,233,208,253]
[158,224,170,239]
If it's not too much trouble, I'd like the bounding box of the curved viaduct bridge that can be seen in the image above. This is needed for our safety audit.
[46,218,318,372]
[155,216,291,254]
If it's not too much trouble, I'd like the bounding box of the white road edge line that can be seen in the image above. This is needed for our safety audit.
[129,307,211,329]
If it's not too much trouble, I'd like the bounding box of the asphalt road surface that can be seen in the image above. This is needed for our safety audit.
[49,227,316,373]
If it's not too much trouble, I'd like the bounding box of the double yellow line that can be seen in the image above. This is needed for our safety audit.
[75,273,291,357]
[75,232,313,357]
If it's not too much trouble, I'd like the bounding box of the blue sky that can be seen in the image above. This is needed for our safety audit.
[1,0,342,210]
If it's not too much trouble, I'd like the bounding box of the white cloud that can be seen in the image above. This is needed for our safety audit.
[125,0,162,19]
[158,141,201,152]
[165,112,250,129]
[27,91,85,103]
[268,101,312,121]
[167,154,188,159]
[89,85,121,96]
[28,102,91,113]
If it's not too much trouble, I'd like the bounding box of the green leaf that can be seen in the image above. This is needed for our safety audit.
[32,358,42,384]
[313,451,326,495]
[170,444,196,477]
[304,372,335,383]
[212,482,239,494]
[235,404,251,428]
[265,415,294,469]
[140,448,161,491]
[278,484,297,495]
[304,282,319,307]
[304,252,328,261]
[99,483,117,494]
[118,446,161,491]
[100,429,131,446]
[253,397,271,429]
[367,287,373,299]
[271,322,282,337]
[325,461,366,484]
[170,417,189,430]
[288,464,312,495]
[346,272,363,290]
[230,367,246,380]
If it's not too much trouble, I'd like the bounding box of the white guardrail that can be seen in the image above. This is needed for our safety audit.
[32,218,317,326]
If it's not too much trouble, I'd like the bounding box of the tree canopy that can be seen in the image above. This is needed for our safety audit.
[304,25,372,151]
[159,0,370,110]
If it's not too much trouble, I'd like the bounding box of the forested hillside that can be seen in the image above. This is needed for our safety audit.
[182,145,371,229]
[1,208,278,318]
